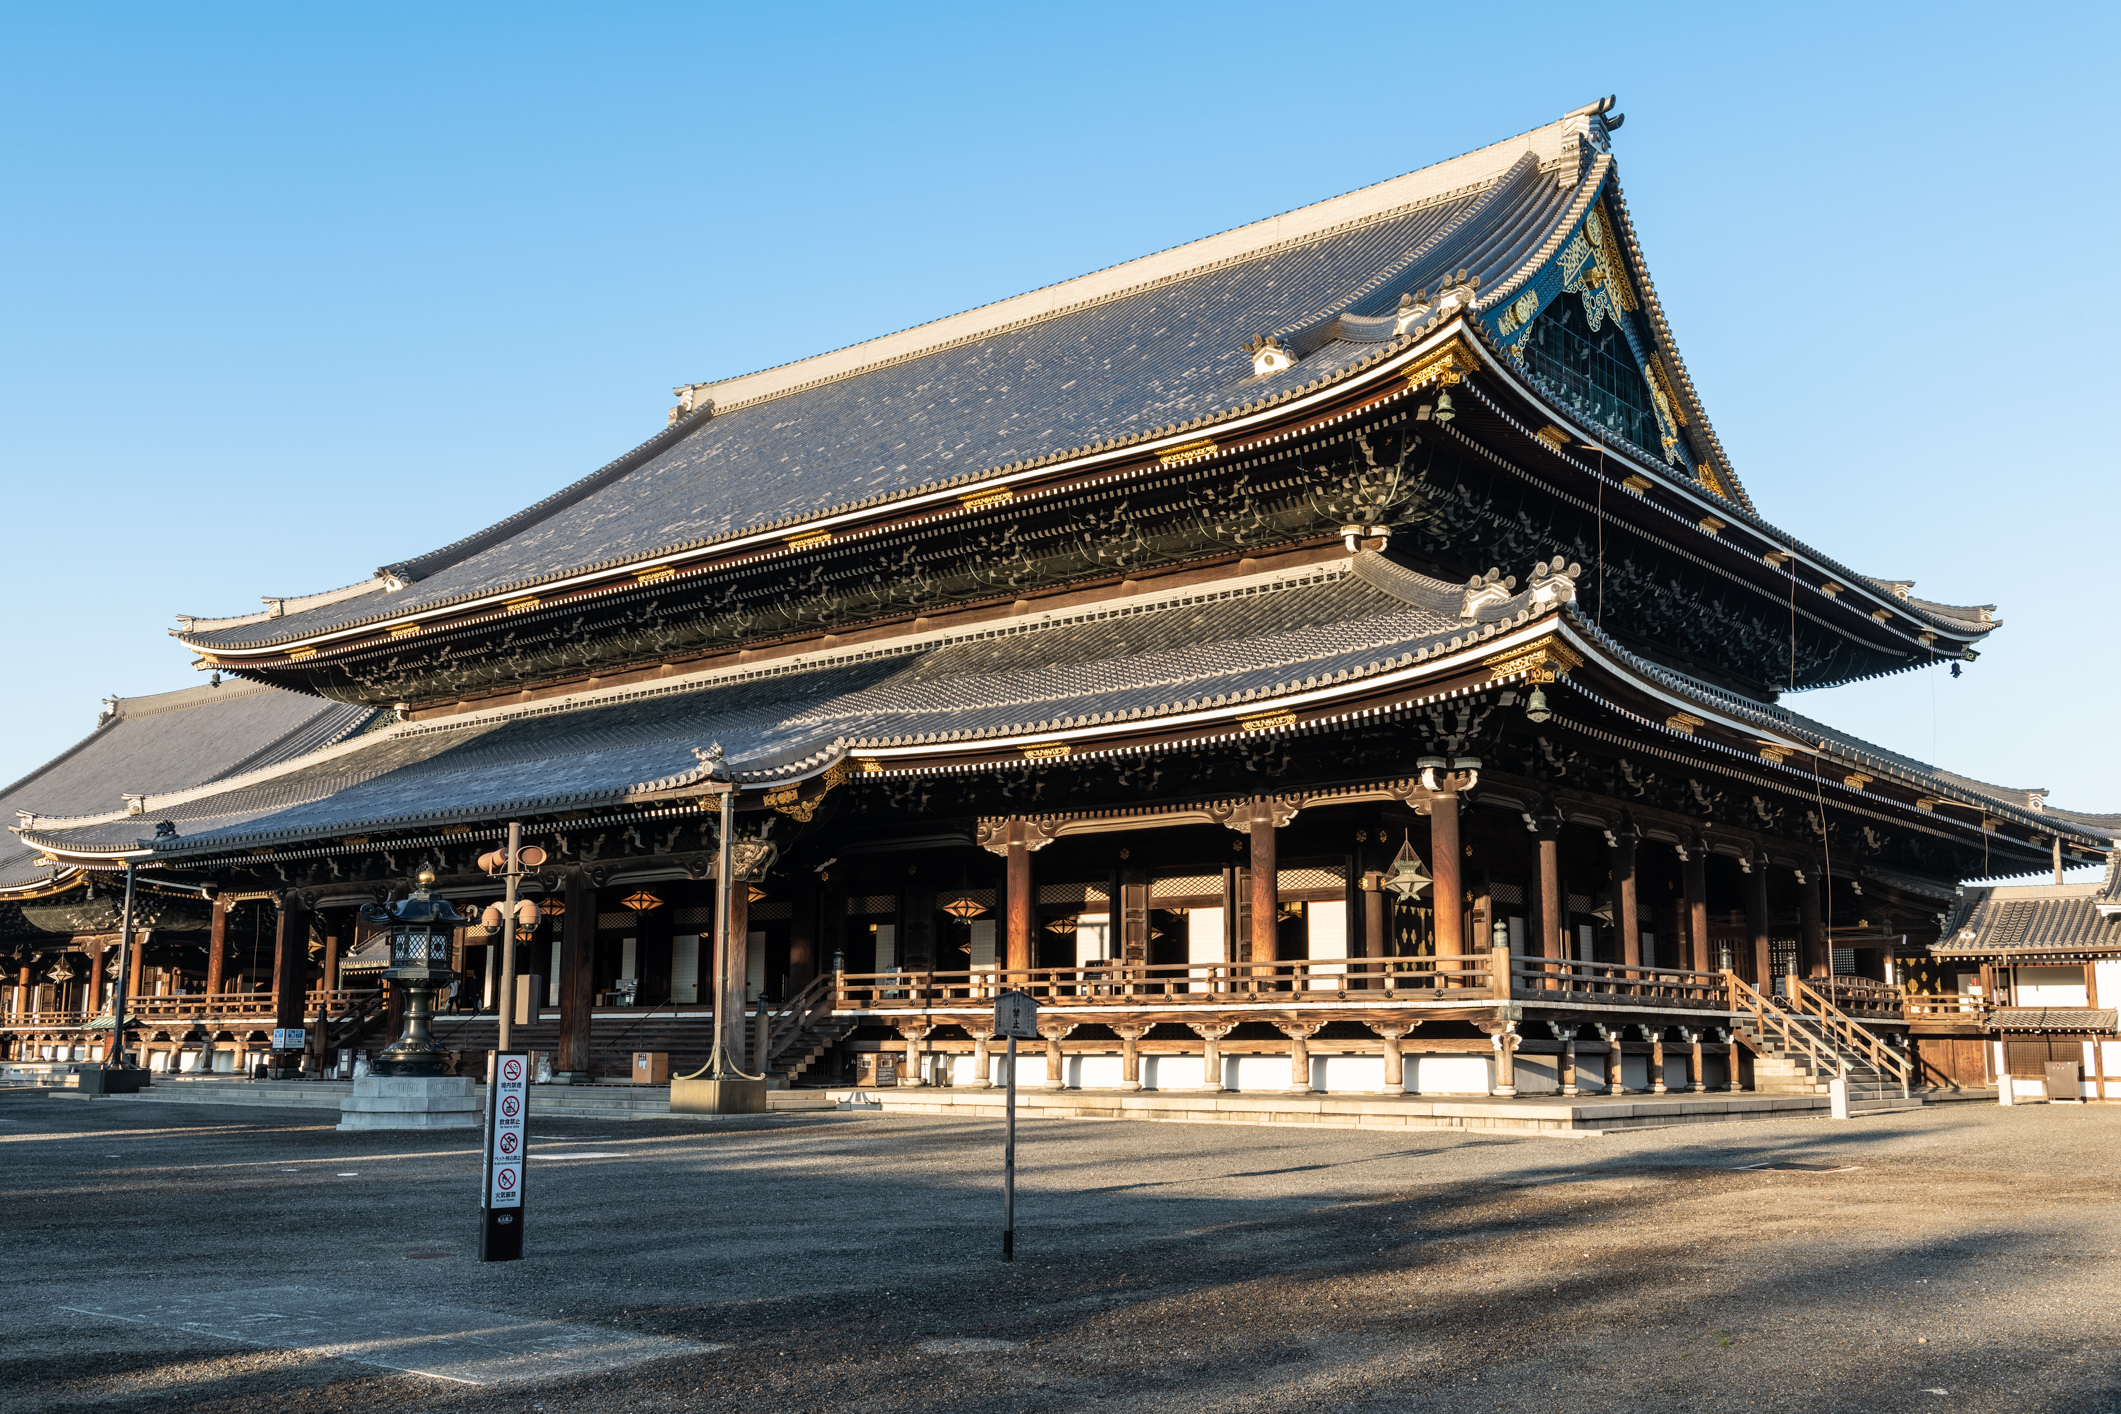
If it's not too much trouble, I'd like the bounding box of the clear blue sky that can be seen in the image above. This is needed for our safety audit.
[4,2,2116,858]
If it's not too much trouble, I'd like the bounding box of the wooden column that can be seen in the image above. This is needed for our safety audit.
[129,933,146,1002]
[1611,826,1640,967]
[1360,873,1386,959]
[898,1022,929,1088]
[272,894,308,1077]
[555,870,595,1082]
[1486,1023,1520,1098]
[788,887,817,993]
[1600,1023,1628,1093]
[1005,819,1035,977]
[1190,1021,1232,1092]
[1278,1020,1320,1094]
[322,929,341,996]
[88,945,106,1016]
[1116,1023,1144,1091]
[1430,788,1463,961]
[1536,813,1564,963]
[967,1023,994,1089]
[1683,847,1710,973]
[1556,1024,1580,1096]
[1685,1027,1706,1091]
[1373,1022,1413,1093]
[1650,1028,1668,1094]
[1799,862,1828,978]
[205,901,228,996]
[1042,1024,1071,1090]
[1743,857,1772,987]
[1249,800,1278,973]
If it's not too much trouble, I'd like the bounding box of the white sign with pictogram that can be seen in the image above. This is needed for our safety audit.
[485,1053,527,1210]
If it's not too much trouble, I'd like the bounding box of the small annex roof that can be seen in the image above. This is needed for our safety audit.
[1934,879,2121,957]
[1989,1007,2116,1032]
[0,681,374,893]
[178,99,1801,658]
[23,549,2100,874]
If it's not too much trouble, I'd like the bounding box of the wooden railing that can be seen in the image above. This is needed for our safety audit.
[1786,977,1912,1084]
[5,989,385,1029]
[765,974,835,1066]
[835,954,1500,1009]
[1805,975,1905,1019]
[1904,994,1986,1022]
[1511,956,1728,1008]
[1726,972,1847,1078]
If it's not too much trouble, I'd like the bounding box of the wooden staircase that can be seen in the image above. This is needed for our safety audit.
[1727,973,1923,1116]
[764,975,854,1085]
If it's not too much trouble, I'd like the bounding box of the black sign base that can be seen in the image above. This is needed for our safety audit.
[479,1207,523,1261]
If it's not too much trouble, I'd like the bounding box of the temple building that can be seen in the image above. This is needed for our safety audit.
[7,98,2118,1106]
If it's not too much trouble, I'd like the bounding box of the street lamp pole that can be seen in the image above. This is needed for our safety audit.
[497,821,522,1054]
[708,785,739,1077]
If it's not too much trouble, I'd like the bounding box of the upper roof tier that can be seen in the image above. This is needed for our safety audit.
[173,99,1996,663]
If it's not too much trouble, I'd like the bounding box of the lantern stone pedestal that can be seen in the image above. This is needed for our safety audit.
[337,1074,482,1131]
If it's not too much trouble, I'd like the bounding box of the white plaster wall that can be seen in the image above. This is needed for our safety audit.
[1407,1055,1492,1094]
[1316,1054,1385,1092]
[1513,1055,1560,1094]
[1661,1053,1691,1090]
[968,920,995,969]
[1076,912,1110,966]
[2095,961,2121,1008]
[1187,908,1224,991]
[873,923,896,971]
[1229,1055,1291,1092]
[2017,966,2088,1006]
[2102,1042,2121,1098]
[1069,1054,1124,1088]
[1143,1055,1206,1090]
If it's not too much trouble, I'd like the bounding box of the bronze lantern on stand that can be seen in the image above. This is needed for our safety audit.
[362,868,467,1076]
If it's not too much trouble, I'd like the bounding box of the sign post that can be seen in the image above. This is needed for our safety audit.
[993,990,1040,1262]
[480,1050,528,1261]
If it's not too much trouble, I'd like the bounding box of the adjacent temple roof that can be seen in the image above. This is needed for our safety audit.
[172,99,1997,665]
[0,682,373,893]
[1934,873,2121,958]
[16,551,2104,872]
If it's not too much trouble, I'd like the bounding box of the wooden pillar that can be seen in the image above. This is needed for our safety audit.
[1360,872,1386,960]
[205,900,228,996]
[272,894,308,1077]
[556,869,595,1082]
[1190,1021,1232,1092]
[1600,1023,1628,1093]
[788,886,817,993]
[322,929,341,996]
[1042,1024,1070,1091]
[129,934,146,1002]
[1686,1027,1706,1092]
[88,945,107,1016]
[1611,826,1640,968]
[1486,1024,1520,1098]
[1683,848,1710,973]
[968,1024,993,1089]
[1278,1021,1319,1094]
[1743,857,1772,987]
[898,1023,928,1087]
[1536,813,1564,965]
[1430,788,1463,961]
[1373,1022,1413,1092]
[1117,1023,1144,1091]
[1249,800,1279,972]
[1650,1028,1668,1094]
[1005,818,1034,977]
[1556,1025,1580,1096]
[1799,862,1828,979]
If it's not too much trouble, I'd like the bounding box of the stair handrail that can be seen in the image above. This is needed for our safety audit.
[766,974,835,1066]
[1725,970,1845,1078]
[1786,976,1912,1084]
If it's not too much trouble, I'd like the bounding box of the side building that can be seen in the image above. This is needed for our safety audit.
[9,99,2117,1101]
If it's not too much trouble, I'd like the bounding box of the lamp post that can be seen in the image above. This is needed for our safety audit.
[362,868,466,1076]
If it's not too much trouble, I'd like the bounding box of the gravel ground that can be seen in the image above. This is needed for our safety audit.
[2,1093,2116,1413]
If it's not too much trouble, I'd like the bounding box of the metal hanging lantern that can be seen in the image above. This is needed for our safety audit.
[942,895,986,921]
[1386,836,1432,902]
[359,867,467,1077]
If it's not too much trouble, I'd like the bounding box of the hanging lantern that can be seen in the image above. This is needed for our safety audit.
[1387,837,1432,901]
[621,891,663,912]
[747,885,768,904]
[941,895,986,920]
[1046,915,1079,936]
[542,900,567,918]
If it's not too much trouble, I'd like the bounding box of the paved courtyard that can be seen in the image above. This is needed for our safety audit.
[1,1094,2116,1413]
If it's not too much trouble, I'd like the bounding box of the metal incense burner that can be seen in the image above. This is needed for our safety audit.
[362,868,467,1077]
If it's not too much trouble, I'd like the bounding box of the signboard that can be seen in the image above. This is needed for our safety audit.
[479,1050,528,1261]
[994,990,1040,1041]
[272,1028,306,1051]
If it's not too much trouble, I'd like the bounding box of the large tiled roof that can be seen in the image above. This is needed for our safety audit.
[32,554,1567,860]
[0,682,373,891]
[178,108,1647,652]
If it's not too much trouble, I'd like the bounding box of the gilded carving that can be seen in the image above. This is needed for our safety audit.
[1480,635,1584,684]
